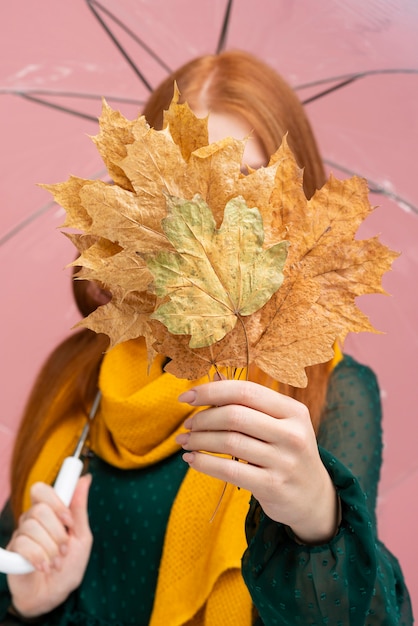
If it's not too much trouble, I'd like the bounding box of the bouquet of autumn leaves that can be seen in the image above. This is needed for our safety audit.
[43,92,398,388]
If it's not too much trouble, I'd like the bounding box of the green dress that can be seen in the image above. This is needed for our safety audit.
[0,355,413,624]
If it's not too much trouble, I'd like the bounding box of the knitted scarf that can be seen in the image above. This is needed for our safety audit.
[23,339,253,626]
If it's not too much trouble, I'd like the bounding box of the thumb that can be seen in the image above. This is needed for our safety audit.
[69,474,92,535]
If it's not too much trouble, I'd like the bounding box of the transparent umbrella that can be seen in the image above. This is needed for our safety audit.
[0,0,417,603]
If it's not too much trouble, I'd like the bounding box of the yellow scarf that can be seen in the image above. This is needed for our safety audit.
[23,339,343,624]
[24,339,253,626]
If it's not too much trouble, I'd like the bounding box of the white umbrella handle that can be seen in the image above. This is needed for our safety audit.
[0,456,83,574]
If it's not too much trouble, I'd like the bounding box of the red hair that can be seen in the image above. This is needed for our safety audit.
[143,49,331,422]
[10,50,330,520]
[143,50,326,199]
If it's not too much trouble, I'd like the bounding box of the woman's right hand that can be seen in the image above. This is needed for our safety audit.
[6,474,92,618]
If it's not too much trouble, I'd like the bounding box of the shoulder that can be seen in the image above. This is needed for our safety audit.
[321,353,383,439]
[328,353,380,400]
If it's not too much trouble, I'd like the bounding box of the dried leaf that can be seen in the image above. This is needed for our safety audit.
[41,177,96,231]
[246,170,398,386]
[78,289,157,353]
[43,99,399,386]
[92,99,149,191]
[146,194,288,348]
[74,241,152,298]
[162,84,209,161]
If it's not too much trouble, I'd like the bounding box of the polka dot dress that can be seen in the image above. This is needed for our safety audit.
[243,356,413,625]
[64,452,188,625]
[0,355,413,624]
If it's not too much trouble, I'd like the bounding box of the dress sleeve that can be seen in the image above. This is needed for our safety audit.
[242,356,414,625]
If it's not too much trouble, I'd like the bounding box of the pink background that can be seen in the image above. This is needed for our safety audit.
[1,0,417,614]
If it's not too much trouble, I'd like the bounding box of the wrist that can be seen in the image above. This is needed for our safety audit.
[289,484,342,545]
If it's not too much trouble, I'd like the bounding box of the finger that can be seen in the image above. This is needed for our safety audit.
[178,429,272,468]
[179,379,308,421]
[183,450,265,494]
[9,520,62,572]
[19,502,70,555]
[183,403,281,444]
[30,482,74,530]
[69,475,92,541]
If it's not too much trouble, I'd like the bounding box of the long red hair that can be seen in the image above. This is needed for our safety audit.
[10,50,330,520]
[142,50,331,425]
[142,50,325,199]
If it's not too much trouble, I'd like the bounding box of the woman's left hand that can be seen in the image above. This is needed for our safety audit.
[176,379,339,544]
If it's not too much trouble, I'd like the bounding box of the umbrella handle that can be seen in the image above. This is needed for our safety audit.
[0,456,83,575]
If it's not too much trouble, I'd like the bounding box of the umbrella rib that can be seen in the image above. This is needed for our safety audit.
[18,93,98,122]
[0,89,143,106]
[301,76,357,105]
[296,68,418,90]
[0,201,55,247]
[0,168,109,247]
[216,0,234,53]
[298,68,418,104]
[1,89,145,112]
[86,0,172,92]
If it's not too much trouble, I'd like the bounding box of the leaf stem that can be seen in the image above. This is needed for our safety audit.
[209,481,228,523]
[236,313,250,380]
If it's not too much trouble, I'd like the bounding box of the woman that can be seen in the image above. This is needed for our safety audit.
[0,51,413,625]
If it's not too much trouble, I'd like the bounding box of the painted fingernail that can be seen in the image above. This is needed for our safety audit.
[178,390,197,404]
[176,433,190,446]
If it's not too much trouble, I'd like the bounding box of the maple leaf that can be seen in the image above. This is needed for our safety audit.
[92,99,148,192]
[79,288,157,355]
[42,98,399,387]
[146,194,288,348]
[162,84,209,161]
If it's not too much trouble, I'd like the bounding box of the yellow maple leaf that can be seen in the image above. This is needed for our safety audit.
[43,98,399,386]
[146,194,288,348]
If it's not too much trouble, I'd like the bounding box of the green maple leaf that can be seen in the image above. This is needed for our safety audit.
[146,194,288,348]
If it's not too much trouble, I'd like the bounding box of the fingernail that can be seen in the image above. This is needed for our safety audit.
[183,417,193,429]
[182,452,195,464]
[60,543,68,556]
[176,433,190,446]
[178,389,197,404]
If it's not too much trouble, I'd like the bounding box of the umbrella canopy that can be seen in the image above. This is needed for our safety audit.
[1,0,417,609]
